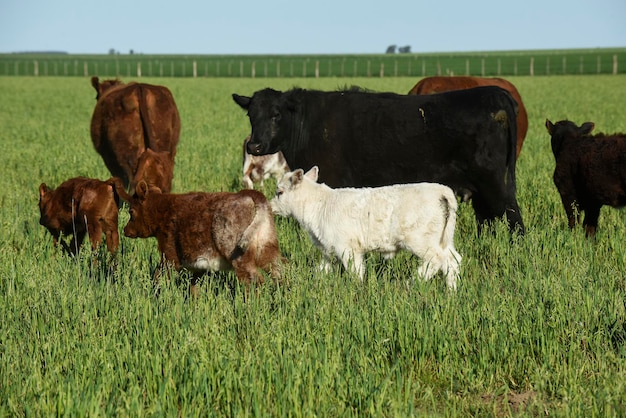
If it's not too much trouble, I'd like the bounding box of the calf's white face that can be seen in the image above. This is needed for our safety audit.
[271,167,318,216]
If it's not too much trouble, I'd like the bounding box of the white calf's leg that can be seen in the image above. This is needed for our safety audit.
[443,247,462,290]
[340,250,365,281]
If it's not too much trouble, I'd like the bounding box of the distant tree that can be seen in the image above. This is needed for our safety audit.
[398,45,411,54]
[129,49,134,55]
[386,45,397,54]
[108,48,116,55]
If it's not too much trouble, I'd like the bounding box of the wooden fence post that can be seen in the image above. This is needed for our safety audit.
[379,62,384,78]
[613,55,618,75]
[137,62,141,77]
[34,60,38,76]
[251,61,256,78]
[530,57,534,76]
[193,60,197,78]
[315,60,319,78]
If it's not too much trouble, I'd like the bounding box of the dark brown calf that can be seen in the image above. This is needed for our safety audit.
[118,181,284,295]
[90,76,180,194]
[546,119,626,238]
[38,177,123,255]
[408,76,528,158]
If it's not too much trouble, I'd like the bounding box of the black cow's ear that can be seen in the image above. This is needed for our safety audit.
[232,94,250,110]
[545,119,554,134]
[580,122,595,135]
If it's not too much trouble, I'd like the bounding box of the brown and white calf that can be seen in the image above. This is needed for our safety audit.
[118,181,284,295]
[546,119,626,238]
[242,135,289,189]
[271,167,462,289]
[38,177,123,255]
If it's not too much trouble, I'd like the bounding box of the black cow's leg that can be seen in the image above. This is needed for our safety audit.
[472,192,525,236]
[582,205,601,238]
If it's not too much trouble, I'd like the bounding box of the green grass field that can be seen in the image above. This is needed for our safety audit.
[1,75,625,416]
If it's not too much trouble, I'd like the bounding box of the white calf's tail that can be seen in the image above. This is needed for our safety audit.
[439,192,462,290]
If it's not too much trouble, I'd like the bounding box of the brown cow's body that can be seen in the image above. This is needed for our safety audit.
[90,77,180,194]
[119,181,284,295]
[546,119,626,238]
[39,177,123,255]
[242,135,290,189]
[408,76,528,157]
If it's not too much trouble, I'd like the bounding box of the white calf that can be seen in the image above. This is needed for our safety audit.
[271,166,462,289]
[242,135,290,189]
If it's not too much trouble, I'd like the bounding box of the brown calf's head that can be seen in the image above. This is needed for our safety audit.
[91,76,125,101]
[124,180,163,239]
[131,148,174,195]
[38,182,62,234]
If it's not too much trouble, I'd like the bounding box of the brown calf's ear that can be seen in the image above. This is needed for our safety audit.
[39,183,49,198]
[136,180,149,198]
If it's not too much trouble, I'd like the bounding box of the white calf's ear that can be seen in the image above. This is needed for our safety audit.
[305,166,319,182]
[291,169,305,186]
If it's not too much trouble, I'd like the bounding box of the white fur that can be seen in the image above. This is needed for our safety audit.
[242,136,290,189]
[271,166,462,289]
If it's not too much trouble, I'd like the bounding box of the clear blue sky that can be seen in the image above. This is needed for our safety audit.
[1,0,624,55]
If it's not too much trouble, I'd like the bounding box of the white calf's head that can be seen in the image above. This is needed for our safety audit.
[271,166,319,216]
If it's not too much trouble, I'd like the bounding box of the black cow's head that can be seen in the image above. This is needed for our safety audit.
[233,88,294,156]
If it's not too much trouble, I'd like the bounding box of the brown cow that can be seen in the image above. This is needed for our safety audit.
[90,76,180,194]
[242,135,290,189]
[545,119,626,238]
[117,181,284,296]
[38,177,123,255]
[408,76,528,158]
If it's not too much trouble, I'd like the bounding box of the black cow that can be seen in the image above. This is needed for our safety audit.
[545,119,626,238]
[233,86,525,235]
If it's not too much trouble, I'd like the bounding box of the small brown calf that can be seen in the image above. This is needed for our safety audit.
[38,177,123,255]
[118,181,284,295]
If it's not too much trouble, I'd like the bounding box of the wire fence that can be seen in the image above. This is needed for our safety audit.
[1,50,623,78]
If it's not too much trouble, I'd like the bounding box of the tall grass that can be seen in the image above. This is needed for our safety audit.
[0,75,625,416]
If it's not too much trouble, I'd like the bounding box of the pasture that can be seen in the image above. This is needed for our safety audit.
[1,75,625,416]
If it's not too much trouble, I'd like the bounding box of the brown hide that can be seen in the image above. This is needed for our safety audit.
[121,181,284,293]
[90,77,180,194]
[38,177,123,255]
[546,119,626,238]
[408,76,528,158]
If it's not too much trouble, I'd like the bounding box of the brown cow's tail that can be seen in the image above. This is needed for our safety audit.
[137,85,158,150]
[107,177,130,204]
